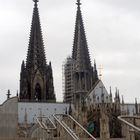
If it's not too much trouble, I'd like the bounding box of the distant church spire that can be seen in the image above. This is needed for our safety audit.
[72,0,91,71]
[26,0,46,70]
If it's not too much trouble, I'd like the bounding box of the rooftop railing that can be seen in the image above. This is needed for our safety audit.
[118,115,140,140]
[53,114,97,140]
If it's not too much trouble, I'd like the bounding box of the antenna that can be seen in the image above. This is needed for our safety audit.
[98,65,103,80]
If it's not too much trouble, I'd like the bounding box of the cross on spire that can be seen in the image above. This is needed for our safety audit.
[33,0,39,4]
[7,89,11,99]
[76,0,81,6]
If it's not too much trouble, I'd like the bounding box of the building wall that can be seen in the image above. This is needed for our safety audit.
[0,97,18,137]
[121,104,136,115]
[85,80,109,106]
[18,102,70,124]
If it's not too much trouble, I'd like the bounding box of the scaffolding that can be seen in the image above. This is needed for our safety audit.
[62,57,75,103]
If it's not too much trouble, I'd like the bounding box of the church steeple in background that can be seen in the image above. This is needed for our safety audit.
[19,0,56,102]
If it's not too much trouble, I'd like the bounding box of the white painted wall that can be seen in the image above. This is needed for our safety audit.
[18,102,70,124]
[121,104,136,116]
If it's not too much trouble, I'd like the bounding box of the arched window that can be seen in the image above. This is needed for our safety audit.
[27,82,31,100]
[35,83,42,100]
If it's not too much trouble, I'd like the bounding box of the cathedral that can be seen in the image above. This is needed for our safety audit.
[0,0,139,140]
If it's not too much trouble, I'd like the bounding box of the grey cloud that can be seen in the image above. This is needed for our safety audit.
[96,0,140,15]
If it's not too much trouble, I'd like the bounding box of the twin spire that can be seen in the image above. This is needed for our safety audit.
[20,0,56,101]
[27,0,92,73]
[73,0,92,71]
[26,0,46,70]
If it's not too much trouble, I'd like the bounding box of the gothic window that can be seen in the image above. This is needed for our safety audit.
[35,83,42,100]
[81,72,85,90]
[27,82,31,100]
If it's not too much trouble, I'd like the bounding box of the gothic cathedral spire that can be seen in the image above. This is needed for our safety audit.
[64,0,98,103]
[73,0,98,96]
[19,0,56,102]
[72,0,91,72]
[26,0,46,70]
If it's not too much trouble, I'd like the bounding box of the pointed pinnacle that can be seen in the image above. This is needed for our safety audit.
[76,0,81,6]
[135,98,137,104]
[110,86,112,94]
[122,95,124,104]
[94,59,96,68]
[33,0,39,3]
[17,90,19,97]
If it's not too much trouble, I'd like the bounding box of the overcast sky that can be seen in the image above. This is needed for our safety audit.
[0,0,140,103]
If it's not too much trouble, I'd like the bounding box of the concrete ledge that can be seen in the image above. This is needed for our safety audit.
[0,138,36,140]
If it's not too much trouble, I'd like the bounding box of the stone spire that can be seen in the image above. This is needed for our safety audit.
[64,0,98,104]
[26,0,46,71]
[135,98,138,115]
[19,0,56,102]
[122,95,124,104]
[109,87,112,103]
[72,0,91,71]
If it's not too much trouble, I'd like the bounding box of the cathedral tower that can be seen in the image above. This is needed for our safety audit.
[63,0,98,103]
[19,0,56,102]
